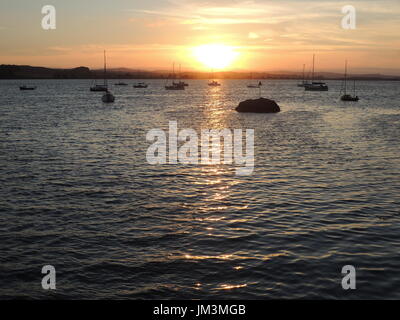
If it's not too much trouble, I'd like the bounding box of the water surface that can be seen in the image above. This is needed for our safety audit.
[1,79,400,299]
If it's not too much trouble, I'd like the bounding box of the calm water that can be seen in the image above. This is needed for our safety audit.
[1,79,400,299]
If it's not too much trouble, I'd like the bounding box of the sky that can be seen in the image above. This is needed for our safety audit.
[0,0,399,73]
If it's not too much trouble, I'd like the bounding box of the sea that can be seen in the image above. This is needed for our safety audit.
[1,79,399,299]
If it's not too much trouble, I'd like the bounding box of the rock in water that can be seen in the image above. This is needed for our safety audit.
[236,97,280,113]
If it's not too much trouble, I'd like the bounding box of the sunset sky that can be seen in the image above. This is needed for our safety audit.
[0,0,399,73]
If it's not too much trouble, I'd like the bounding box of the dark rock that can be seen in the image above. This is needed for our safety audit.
[236,97,280,113]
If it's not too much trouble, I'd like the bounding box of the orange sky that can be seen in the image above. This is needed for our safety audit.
[0,0,399,73]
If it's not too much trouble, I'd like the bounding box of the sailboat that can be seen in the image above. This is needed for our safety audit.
[165,63,185,90]
[247,73,262,88]
[173,64,189,87]
[90,52,108,92]
[341,60,359,101]
[297,64,310,87]
[208,69,221,86]
[304,54,328,91]
[100,51,115,103]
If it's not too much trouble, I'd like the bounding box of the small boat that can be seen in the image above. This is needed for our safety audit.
[102,90,115,103]
[133,82,148,88]
[341,94,359,102]
[247,81,262,88]
[340,60,359,101]
[304,82,329,91]
[173,64,188,87]
[165,63,185,90]
[304,54,328,91]
[90,50,109,92]
[173,81,188,87]
[208,80,221,87]
[100,51,115,103]
[247,72,262,88]
[20,85,37,90]
[90,84,108,92]
[165,83,185,90]
[208,68,221,86]
[115,81,128,86]
[297,64,310,87]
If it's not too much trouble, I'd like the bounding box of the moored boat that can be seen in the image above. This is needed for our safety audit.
[165,63,185,90]
[133,82,148,88]
[173,81,188,87]
[304,54,329,91]
[91,51,109,92]
[247,81,262,88]
[208,68,221,86]
[102,90,115,103]
[20,85,37,91]
[90,84,108,92]
[340,60,359,101]
[99,51,115,103]
[304,82,329,91]
[297,64,310,87]
[208,80,221,86]
[165,83,185,90]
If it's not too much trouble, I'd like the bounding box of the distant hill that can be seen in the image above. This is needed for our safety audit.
[0,65,91,79]
[1,64,400,80]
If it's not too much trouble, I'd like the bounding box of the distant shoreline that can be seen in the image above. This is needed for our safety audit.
[1,65,400,81]
[2,78,400,81]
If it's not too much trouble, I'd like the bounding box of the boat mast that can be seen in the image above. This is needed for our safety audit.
[312,54,315,83]
[103,50,107,87]
[344,60,347,95]
[302,64,305,84]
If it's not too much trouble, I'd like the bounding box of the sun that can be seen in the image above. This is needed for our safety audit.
[193,44,239,70]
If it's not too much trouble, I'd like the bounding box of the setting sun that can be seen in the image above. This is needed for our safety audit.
[193,44,239,70]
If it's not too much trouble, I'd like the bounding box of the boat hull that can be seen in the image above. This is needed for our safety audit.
[305,87,329,91]
[102,93,115,103]
[165,84,185,90]
[304,83,329,91]
[90,87,108,92]
[341,95,359,101]
[20,86,36,91]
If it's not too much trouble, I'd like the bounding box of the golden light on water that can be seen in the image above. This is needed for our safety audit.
[192,44,239,70]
